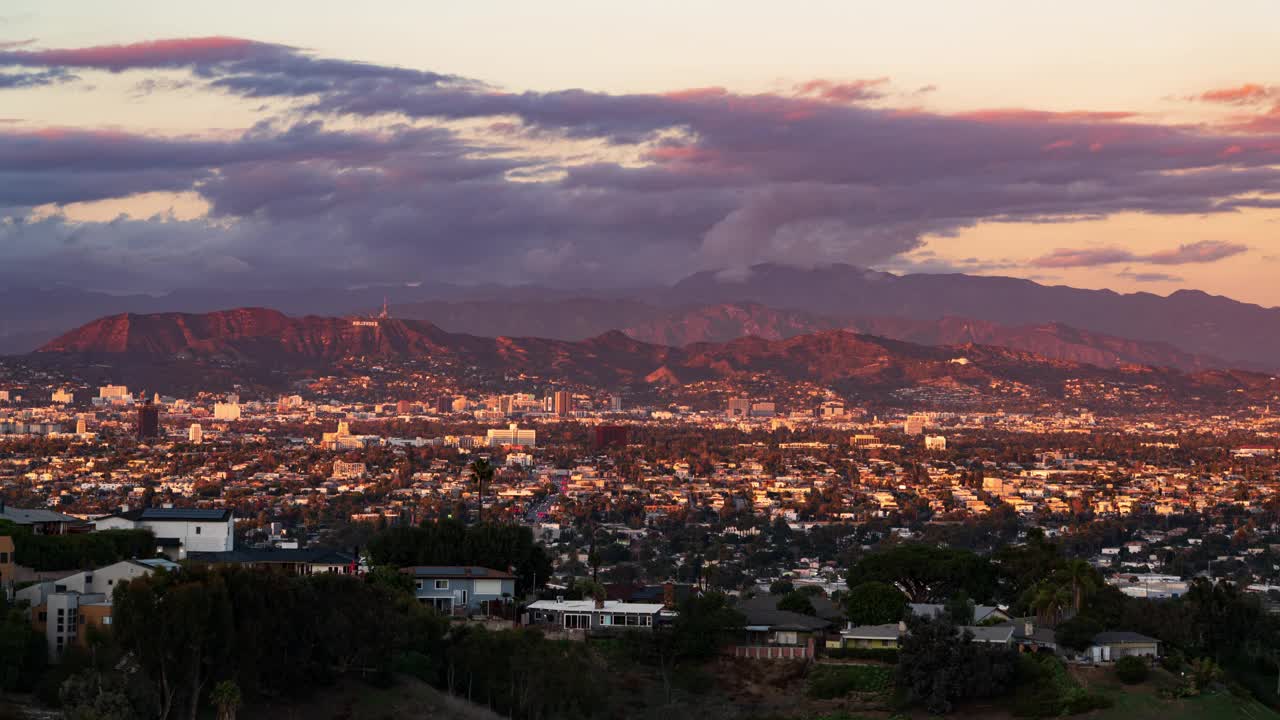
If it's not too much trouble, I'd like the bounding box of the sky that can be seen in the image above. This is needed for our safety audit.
[2,1,1279,304]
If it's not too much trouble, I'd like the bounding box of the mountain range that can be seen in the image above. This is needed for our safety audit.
[35,308,1280,406]
[8,263,1280,370]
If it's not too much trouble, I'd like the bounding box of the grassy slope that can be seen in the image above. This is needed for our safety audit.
[1073,665,1279,720]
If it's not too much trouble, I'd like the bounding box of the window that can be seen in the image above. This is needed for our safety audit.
[38,612,47,622]
[434,580,449,590]
[0,552,8,562]
[195,527,202,534]
[103,617,112,626]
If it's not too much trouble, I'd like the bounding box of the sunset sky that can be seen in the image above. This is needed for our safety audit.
[2,1,1279,303]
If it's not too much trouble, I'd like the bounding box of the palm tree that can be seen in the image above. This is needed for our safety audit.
[1031,583,1072,625]
[210,680,242,720]
[1062,559,1098,612]
[469,457,494,524]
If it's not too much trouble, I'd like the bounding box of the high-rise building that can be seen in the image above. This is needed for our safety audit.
[188,423,203,444]
[610,395,623,412]
[396,400,414,415]
[52,389,74,404]
[136,401,160,440]
[553,390,573,417]
[903,414,928,436]
[727,397,750,418]
[750,401,776,418]
[75,415,87,435]
[925,435,947,451]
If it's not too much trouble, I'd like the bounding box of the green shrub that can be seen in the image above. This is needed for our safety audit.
[806,665,894,698]
[1115,656,1148,684]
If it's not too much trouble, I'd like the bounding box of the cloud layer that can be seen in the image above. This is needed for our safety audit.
[1,37,1278,292]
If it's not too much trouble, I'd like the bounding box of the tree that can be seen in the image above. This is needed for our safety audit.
[897,615,1017,714]
[469,458,494,524]
[844,581,907,626]
[778,591,816,616]
[847,545,998,603]
[210,680,241,720]
[1054,615,1103,652]
[1062,559,1098,613]
[945,590,976,626]
[59,670,138,720]
[769,578,795,595]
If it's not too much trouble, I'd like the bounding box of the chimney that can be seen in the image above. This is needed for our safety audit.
[1024,621,1034,637]
[897,620,907,633]
[663,581,675,609]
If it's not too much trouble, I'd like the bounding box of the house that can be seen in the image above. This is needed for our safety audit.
[402,566,516,615]
[0,502,86,535]
[733,600,832,660]
[187,548,357,576]
[93,507,235,558]
[966,625,1014,646]
[909,602,1011,624]
[604,581,692,609]
[835,622,907,649]
[18,558,177,660]
[991,617,1059,654]
[1087,631,1159,661]
[525,598,665,633]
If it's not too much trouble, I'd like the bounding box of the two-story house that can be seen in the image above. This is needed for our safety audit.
[402,566,516,615]
[92,507,234,559]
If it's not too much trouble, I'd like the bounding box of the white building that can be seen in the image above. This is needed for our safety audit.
[98,385,129,400]
[51,389,74,404]
[487,423,536,447]
[188,423,203,444]
[925,435,947,451]
[92,508,235,558]
[213,402,241,421]
[904,414,928,436]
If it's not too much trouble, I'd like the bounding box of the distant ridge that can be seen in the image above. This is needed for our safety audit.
[35,308,1280,404]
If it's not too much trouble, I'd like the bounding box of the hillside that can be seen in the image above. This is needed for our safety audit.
[34,308,1280,406]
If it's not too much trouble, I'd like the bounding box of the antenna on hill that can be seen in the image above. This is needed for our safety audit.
[379,296,389,319]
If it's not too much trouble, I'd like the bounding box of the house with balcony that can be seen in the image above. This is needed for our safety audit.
[402,566,515,615]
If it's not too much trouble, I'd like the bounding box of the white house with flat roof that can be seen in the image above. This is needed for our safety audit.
[93,508,234,558]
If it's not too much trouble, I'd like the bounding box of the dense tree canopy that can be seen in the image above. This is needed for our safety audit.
[366,519,552,594]
[846,544,998,603]
[843,581,908,626]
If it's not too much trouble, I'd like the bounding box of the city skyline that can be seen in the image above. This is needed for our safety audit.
[1,2,1279,304]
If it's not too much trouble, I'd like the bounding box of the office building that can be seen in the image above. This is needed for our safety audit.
[188,423,203,444]
[486,423,536,447]
[727,397,750,418]
[904,414,928,436]
[213,402,241,421]
[136,401,160,440]
[553,390,573,417]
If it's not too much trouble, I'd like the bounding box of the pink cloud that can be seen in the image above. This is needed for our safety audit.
[1198,83,1277,105]
[4,36,267,72]
[792,78,890,104]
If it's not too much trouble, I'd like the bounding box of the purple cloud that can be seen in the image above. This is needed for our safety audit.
[1032,240,1249,268]
[2,35,1280,293]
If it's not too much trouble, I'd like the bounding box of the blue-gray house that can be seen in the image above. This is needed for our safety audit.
[402,566,516,615]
